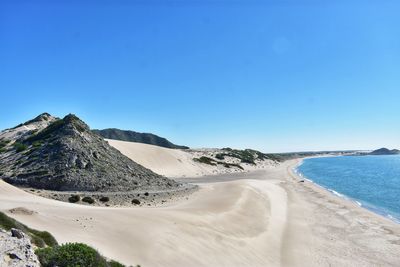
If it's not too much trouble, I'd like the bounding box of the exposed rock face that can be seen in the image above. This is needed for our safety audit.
[0,113,180,192]
[93,128,189,149]
[0,228,40,267]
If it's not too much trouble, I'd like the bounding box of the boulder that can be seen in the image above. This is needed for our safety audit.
[10,228,24,239]
[0,229,40,267]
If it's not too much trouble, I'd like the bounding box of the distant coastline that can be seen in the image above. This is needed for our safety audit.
[294,156,400,224]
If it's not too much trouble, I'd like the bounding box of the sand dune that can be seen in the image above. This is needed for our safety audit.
[106,139,275,178]
[0,177,286,266]
[1,159,400,266]
[106,139,203,177]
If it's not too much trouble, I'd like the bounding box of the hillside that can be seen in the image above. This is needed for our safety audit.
[369,148,400,155]
[93,128,189,149]
[0,113,180,192]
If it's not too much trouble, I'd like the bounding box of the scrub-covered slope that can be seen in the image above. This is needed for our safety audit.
[0,113,179,192]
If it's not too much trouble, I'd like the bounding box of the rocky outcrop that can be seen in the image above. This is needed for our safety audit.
[0,228,40,267]
[0,113,180,192]
[93,128,189,149]
[369,148,400,155]
[0,113,57,142]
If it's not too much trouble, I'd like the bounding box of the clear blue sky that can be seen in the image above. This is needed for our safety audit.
[1,0,399,152]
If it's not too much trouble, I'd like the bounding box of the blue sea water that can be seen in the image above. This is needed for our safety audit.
[297,155,400,223]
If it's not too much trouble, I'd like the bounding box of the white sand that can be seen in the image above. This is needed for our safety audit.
[1,158,400,266]
[106,139,203,177]
[106,139,276,178]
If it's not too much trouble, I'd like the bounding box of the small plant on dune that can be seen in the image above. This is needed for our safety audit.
[193,156,217,166]
[215,153,225,160]
[68,195,80,203]
[99,196,110,202]
[132,199,141,205]
[82,196,95,204]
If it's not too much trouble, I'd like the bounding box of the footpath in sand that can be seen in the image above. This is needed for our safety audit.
[1,141,400,266]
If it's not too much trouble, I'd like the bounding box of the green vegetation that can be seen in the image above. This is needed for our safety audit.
[0,139,10,148]
[10,113,51,130]
[25,119,64,143]
[0,211,58,247]
[219,148,286,163]
[68,195,81,203]
[1,211,132,266]
[82,196,95,204]
[24,115,87,145]
[223,163,244,170]
[193,156,217,165]
[218,149,259,164]
[132,199,140,205]
[100,196,110,202]
[13,142,28,152]
[108,260,127,267]
[32,140,43,147]
[93,128,189,150]
[193,156,244,170]
[36,243,126,267]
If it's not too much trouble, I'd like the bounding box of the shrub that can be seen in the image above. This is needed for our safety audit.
[32,141,43,147]
[223,163,244,170]
[68,195,80,203]
[193,156,217,166]
[36,243,109,267]
[14,142,28,152]
[0,211,58,247]
[30,229,58,247]
[82,196,95,204]
[99,196,110,202]
[25,119,64,143]
[0,139,10,148]
[36,243,127,267]
[108,260,126,267]
[215,153,225,160]
[132,199,140,205]
[1,212,127,267]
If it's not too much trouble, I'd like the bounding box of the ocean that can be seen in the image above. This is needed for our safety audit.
[296,155,400,223]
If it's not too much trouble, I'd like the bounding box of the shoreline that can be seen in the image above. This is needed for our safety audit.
[292,157,400,225]
[1,159,400,266]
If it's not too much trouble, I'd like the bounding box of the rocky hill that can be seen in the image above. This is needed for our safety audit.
[93,128,189,149]
[0,113,180,192]
[0,113,57,141]
[369,148,400,155]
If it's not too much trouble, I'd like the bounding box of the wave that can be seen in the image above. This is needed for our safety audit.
[295,165,400,224]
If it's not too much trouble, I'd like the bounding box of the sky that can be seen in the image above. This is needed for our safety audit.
[1,0,399,153]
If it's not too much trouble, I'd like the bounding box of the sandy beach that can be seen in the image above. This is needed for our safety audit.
[1,155,400,266]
